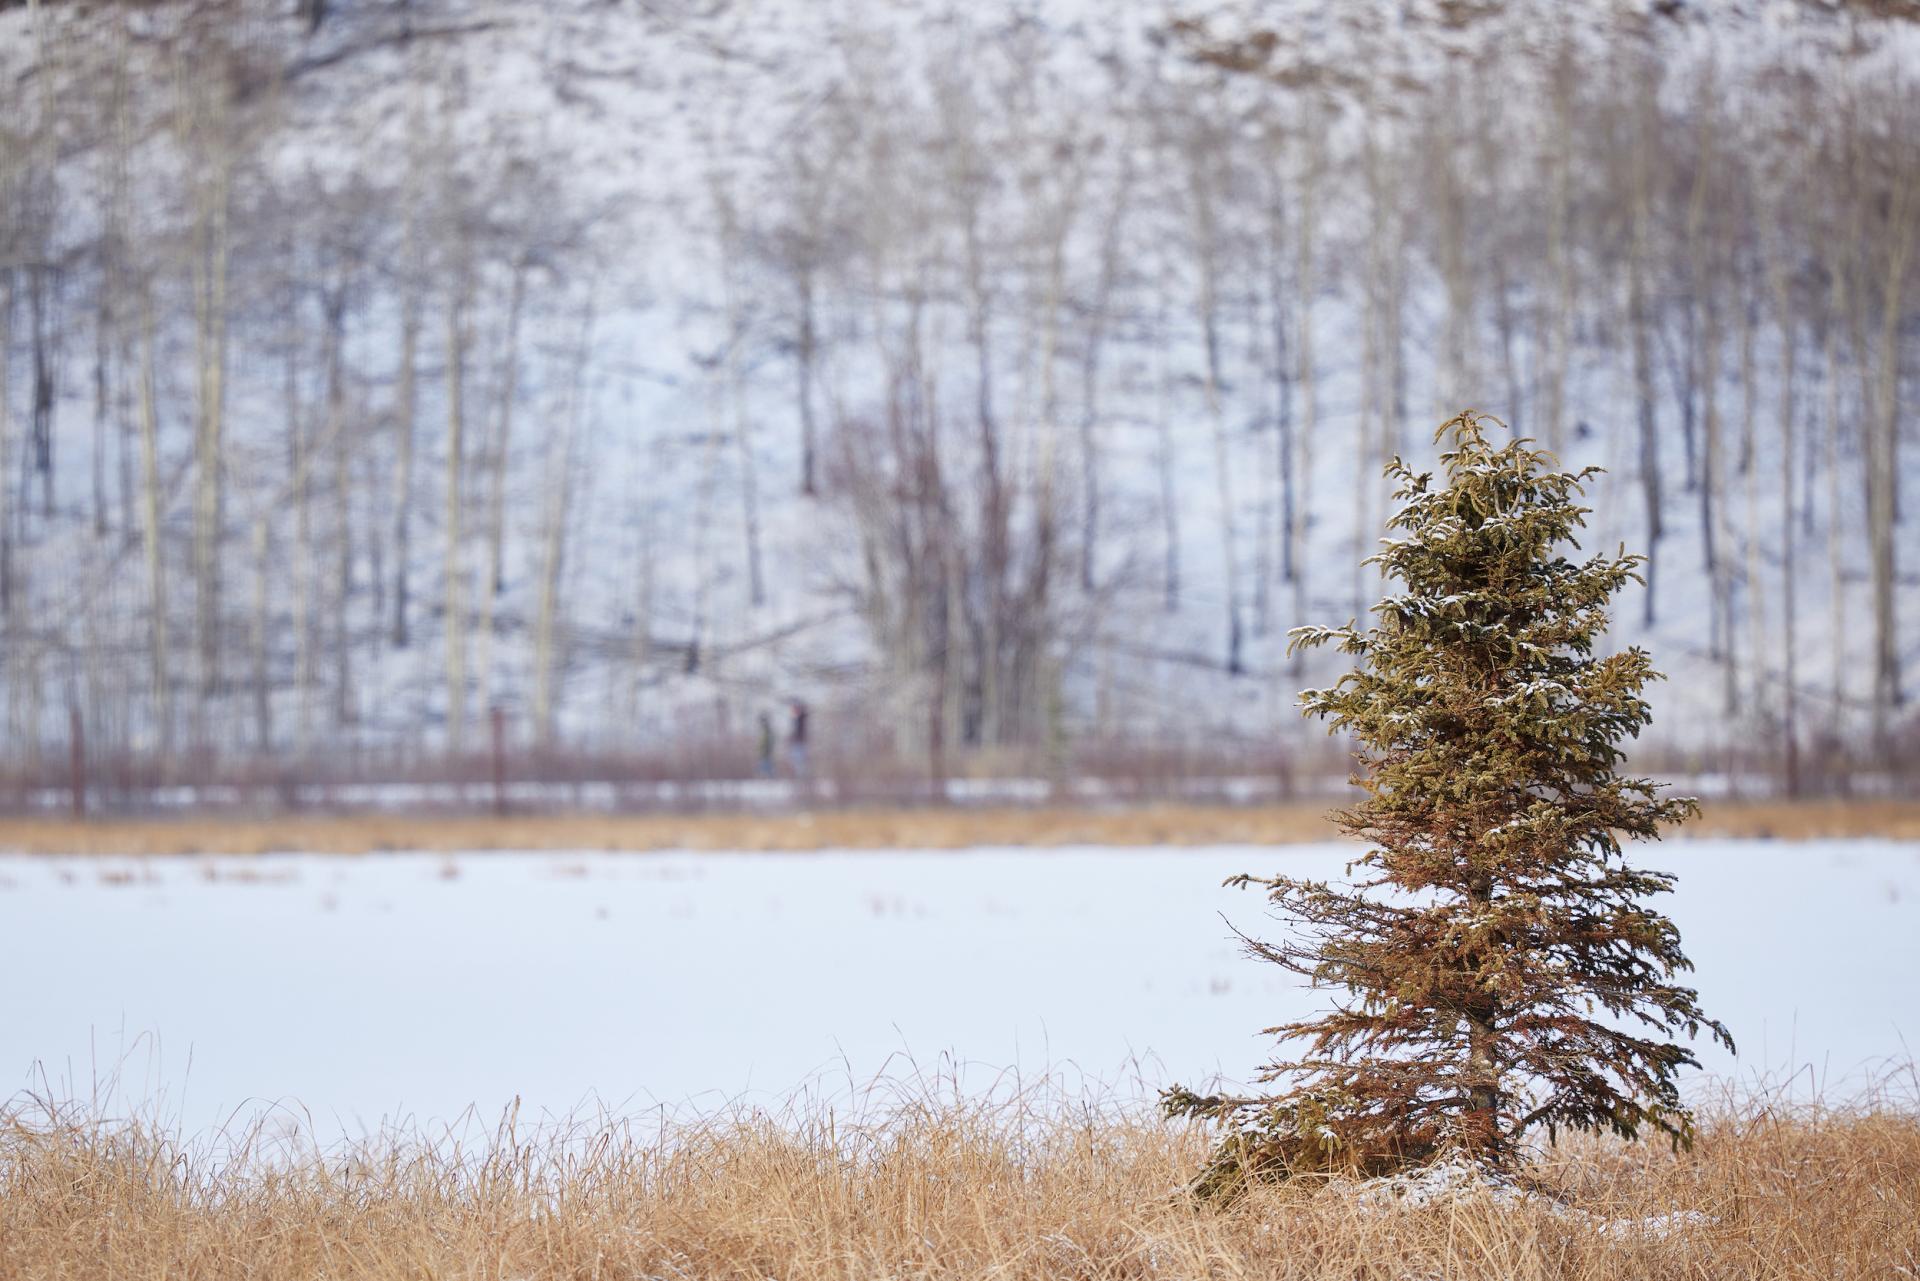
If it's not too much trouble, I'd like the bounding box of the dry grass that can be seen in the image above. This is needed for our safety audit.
[0,796,1914,856]
[3,1077,1917,1280]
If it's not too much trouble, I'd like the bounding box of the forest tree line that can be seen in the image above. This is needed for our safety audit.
[0,0,1913,790]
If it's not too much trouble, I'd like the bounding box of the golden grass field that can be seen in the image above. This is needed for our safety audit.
[4,1081,1917,1280]
[0,796,1915,855]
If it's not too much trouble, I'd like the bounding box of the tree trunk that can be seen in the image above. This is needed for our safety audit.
[726,308,766,612]
[1700,293,1736,711]
[796,269,819,498]
[1463,872,1502,1156]
[1079,156,1132,595]
[486,261,525,601]
[1266,195,1296,597]
[29,262,59,523]
[1868,186,1911,744]
[1823,287,1846,731]
[1769,266,1799,793]
[137,291,172,749]
[533,299,594,745]
[192,154,232,741]
[392,283,418,648]
[1153,283,1181,615]
[251,516,272,750]
[1293,128,1320,671]
[1739,293,1765,724]
[627,514,655,729]
[1192,166,1244,677]
[323,283,354,728]
[444,283,469,751]
[1543,72,1574,457]
[1629,115,1663,628]
[92,255,113,537]
[289,290,315,752]
[0,276,13,616]
[476,260,525,707]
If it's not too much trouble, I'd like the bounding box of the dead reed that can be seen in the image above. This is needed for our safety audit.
[0,796,1914,856]
[4,1072,1916,1279]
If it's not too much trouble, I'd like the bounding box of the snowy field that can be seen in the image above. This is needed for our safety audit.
[3,841,1916,1145]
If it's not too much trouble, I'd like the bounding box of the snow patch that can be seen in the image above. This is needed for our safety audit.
[1336,1156,1717,1238]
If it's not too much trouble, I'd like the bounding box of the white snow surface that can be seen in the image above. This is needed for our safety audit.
[2,839,1915,1145]
[1340,1157,1719,1237]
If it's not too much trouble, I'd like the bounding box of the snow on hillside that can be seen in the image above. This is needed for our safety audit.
[3,839,1914,1144]
[0,0,1914,769]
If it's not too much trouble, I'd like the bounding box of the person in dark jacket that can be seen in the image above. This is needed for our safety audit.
[787,699,810,779]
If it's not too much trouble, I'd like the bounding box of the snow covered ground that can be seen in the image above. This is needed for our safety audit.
[3,840,1915,1145]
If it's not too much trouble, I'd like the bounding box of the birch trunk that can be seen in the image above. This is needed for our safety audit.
[1739,293,1765,720]
[796,268,819,497]
[137,291,172,748]
[627,513,655,730]
[192,151,232,739]
[1265,189,1295,596]
[1769,264,1799,792]
[1293,118,1321,669]
[289,298,315,752]
[1192,166,1243,676]
[323,286,353,727]
[1153,279,1180,614]
[251,516,271,749]
[476,260,525,704]
[1629,115,1662,628]
[1700,294,1736,711]
[533,299,594,744]
[1823,275,1846,730]
[725,310,766,611]
[92,251,114,537]
[1867,177,1911,742]
[444,283,469,751]
[1079,155,1132,594]
[392,285,418,648]
[1543,72,1574,456]
[0,276,12,616]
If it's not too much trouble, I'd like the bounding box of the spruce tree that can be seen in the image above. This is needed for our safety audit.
[1166,411,1731,1198]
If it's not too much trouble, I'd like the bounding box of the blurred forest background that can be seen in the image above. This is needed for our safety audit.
[0,0,1915,808]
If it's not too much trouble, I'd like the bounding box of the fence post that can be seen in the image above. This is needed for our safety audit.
[69,706,86,820]
[490,706,507,817]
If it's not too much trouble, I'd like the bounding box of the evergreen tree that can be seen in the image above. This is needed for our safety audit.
[1166,410,1732,1199]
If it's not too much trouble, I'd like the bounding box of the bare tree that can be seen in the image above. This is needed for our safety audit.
[1180,107,1245,676]
[533,294,595,744]
[443,252,471,751]
[1864,120,1914,744]
[136,286,172,748]
[181,44,236,743]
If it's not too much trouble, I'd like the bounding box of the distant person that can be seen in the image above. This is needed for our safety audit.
[755,712,776,778]
[787,699,810,779]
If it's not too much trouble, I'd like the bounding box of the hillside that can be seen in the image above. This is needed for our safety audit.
[0,0,1915,789]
